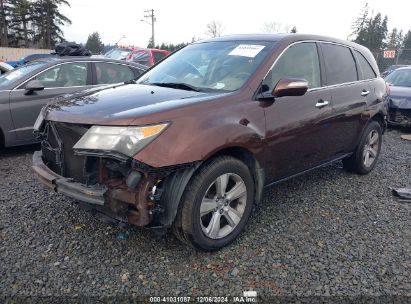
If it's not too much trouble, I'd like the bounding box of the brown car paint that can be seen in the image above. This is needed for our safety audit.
[34,34,388,228]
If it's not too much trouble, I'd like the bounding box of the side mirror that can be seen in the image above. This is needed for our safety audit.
[272,78,308,98]
[25,80,45,95]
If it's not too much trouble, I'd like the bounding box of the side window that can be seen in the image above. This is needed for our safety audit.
[321,43,357,85]
[95,62,135,85]
[263,42,321,90]
[354,50,376,80]
[36,62,88,88]
[153,51,166,64]
[132,51,151,66]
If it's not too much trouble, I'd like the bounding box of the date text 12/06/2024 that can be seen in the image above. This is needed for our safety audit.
[149,292,258,303]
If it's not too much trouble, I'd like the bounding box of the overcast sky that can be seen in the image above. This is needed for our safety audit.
[60,0,410,47]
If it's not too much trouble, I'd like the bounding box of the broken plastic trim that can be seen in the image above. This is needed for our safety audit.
[73,149,130,162]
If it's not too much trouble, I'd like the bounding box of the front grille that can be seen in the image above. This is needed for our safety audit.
[389,108,411,125]
[41,122,90,183]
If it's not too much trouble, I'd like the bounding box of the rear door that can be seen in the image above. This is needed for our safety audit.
[9,61,90,143]
[319,43,368,153]
[262,42,335,182]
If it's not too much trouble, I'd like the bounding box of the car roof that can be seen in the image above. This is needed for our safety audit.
[198,33,377,73]
[35,56,147,69]
[199,33,365,48]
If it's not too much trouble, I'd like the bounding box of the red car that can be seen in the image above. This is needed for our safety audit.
[127,48,171,67]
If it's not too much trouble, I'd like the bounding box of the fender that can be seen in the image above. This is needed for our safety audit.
[134,100,266,168]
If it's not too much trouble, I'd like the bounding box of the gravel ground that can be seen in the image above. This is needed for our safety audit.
[0,128,410,302]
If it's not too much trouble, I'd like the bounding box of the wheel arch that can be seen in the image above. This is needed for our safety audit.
[211,146,265,204]
[159,145,265,228]
[370,112,387,133]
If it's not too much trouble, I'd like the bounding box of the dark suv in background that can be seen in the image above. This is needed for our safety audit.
[32,34,388,250]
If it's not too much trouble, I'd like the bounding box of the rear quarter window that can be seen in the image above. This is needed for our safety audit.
[321,43,358,85]
[354,50,376,80]
[95,62,135,84]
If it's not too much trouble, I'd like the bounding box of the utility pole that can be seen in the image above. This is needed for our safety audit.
[143,9,156,47]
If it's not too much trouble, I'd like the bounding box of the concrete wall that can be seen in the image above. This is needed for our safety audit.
[0,47,53,61]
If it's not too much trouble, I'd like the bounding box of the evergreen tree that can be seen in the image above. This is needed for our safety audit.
[351,3,369,43]
[147,37,154,48]
[32,0,71,49]
[9,0,33,47]
[353,11,388,54]
[85,31,104,54]
[386,28,403,50]
[290,26,297,33]
[154,42,188,52]
[0,0,12,46]
[403,30,411,49]
[402,30,411,61]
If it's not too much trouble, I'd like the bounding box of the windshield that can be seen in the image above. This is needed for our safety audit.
[385,69,411,87]
[0,61,47,89]
[136,41,274,92]
[105,48,132,60]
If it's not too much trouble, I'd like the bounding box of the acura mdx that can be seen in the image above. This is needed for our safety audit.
[32,34,388,250]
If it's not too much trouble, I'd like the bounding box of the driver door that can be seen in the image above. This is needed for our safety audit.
[262,42,336,182]
[9,62,90,143]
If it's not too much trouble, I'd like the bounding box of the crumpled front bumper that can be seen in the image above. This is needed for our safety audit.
[387,108,411,126]
[388,98,411,126]
[32,151,106,205]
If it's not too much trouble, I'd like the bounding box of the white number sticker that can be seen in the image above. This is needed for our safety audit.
[228,44,265,58]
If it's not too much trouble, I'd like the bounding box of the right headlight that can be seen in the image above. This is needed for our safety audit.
[73,123,169,158]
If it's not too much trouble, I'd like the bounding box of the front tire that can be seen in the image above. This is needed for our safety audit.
[173,156,255,251]
[343,121,382,174]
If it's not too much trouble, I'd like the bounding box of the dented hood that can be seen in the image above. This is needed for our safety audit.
[45,84,209,125]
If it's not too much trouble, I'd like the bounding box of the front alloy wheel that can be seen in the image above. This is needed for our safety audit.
[173,156,254,251]
[200,173,247,239]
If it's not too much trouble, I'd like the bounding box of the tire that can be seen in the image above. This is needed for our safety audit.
[343,120,382,174]
[173,156,255,251]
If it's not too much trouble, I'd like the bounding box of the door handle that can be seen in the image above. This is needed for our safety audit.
[315,100,330,108]
[361,90,370,97]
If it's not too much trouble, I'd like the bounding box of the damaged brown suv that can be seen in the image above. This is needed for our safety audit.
[33,34,388,250]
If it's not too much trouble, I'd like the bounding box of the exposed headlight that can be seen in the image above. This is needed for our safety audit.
[73,123,169,157]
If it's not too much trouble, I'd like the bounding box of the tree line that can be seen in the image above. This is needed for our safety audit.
[351,3,411,65]
[0,0,71,49]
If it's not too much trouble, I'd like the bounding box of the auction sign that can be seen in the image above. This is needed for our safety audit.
[383,50,396,58]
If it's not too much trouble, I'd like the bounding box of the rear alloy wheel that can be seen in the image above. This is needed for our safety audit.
[173,156,254,251]
[363,129,380,168]
[343,121,382,174]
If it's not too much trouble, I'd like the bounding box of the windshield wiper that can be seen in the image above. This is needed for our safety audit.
[149,82,202,92]
[124,78,139,85]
